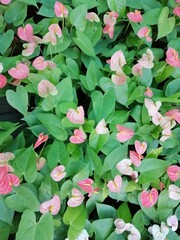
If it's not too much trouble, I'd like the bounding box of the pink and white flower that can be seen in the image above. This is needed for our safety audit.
[103,11,119,39]
[140,188,158,208]
[70,128,86,144]
[148,222,169,240]
[114,218,126,234]
[107,175,122,192]
[166,109,180,124]
[138,27,152,42]
[50,165,66,182]
[54,1,68,18]
[111,71,127,85]
[135,140,147,155]
[109,50,126,72]
[168,184,180,200]
[167,215,178,231]
[67,188,84,207]
[38,79,58,98]
[144,87,153,97]
[86,12,100,22]
[95,119,109,134]
[132,63,143,76]
[144,98,161,116]
[138,48,154,69]
[116,159,134,176]
[67,106,85,125]
[116,124,134,142]
[40,194,60,215]
[126,223,141,240]
[130,150,143,167]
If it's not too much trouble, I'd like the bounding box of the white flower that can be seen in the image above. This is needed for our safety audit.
[148,222,169,240]
[138,48,154,69]
[168,184,180,200]
[167,215,178,231]
[116,159,134,176]
[95,119,109,134]
[0,63,3,73]
[114,218,126,234]
[126,223,141,240]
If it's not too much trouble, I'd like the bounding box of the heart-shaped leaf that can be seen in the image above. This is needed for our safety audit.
[0,30,14,55]
[157,7,175,40]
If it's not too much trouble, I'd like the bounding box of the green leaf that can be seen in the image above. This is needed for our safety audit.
[0,196,14,225]
[117,202,132,223]
[47,140,69,168]
[165,78,180,96]
[92,218,114,240]
[0,221,11,240]
[38,113,68,141]
[70,4,87,31]
[73,30,96,57]
[12,146,37,183]
[5,185,40,212]
[138,158,169,184]
[17,0,38,7]
[65,58,79,80]
[6,86,28,116]
[63,205,87,240]
[107,0,126,15]
[89,130,109,153]
[143,8,161,25]
[0,30,14,55]
[157,7,175,40]
[132,210,145,232]
[96,203,117,219]
[16,210,54,240]
[0,122,18,145]
[4,2,27,26]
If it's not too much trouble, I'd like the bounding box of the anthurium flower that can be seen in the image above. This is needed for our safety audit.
[132,63,143,76]
[169,184,180,200]
[66,106,85,124]
[144,98,161,116]
[67,188,84,207]
[135,140,147,155]
[144,87,153,97]
[138,48,154,69]
[95,119,109,134]
[8,62,29,80]
[0,0,11,4]
[167,165,180,182]
[114,218,126,234]
[166,109,180,124]
[0,152,15,171]
[116,159,134,176]
[103,24,115,39]
[50,165,66,182]
[173,6,180,17]
[125,223,141,240]
[129,150,143,167]
[40,194,60,215]
[140,188,158,208]
[86,12,100,22]
[107,175,122,192]
[127,9,143,22]
[109,50,126,72]
[70,128,86,144]
[167,215,178,231]
[22,42,37,57]
[65,229,89,240]
[38,79,58,98]
[116,124,134,142]
[148,222,169,240]
[160,128,172,142]
[54,1,68,18]
[77,178,94,195]
[36,156,46,171]
[34,133,48,149]
[111,71,127,85]
[103,11,119,39]
[166,48,180,68]
[43,32,57,45]
[17,24,34,42]
[137,27,152,42]
[0,74,7,88]
[49,24,62,37]
[32,56,48,70]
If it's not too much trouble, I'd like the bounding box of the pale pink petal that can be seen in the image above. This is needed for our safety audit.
[116,159,134,176]
[0,74,7,88]
[77,178,94,193]
[126,223,141,240]
[40,194,60,215]
[129,150,142,167]
[107,175,122,192]
[38,79,58,98]
[132,63,143,76]
[17,24,34,42]
[144,98,161,116]
[8,63,29,80]
[140,188,158,208]
[127,9,143,23]
[0,152,15,163]
[166,48,180,68]
[86,12,100,22]
[46,61,56,69]
[22,42,37,56]
[0,0,11,4]
[138,49,154,69]
[135,140,147,155]
[32,56,48,70]
[34,133,48,149]
[43,32,57,45]
[167,165,180,182]
[95,119,109,134]
[167,215,178,231]
[110,50,126,71]
[144,87,153,97]
[114,218,126,234]
[70,129,86,144]
[67,188,84,207]
[67,106,85,124]
[36,157,46,171]
[166,109,180,124]
[111,72,127,85]
[54,1,68,18]
[48,24,62,37]
[50,165,66,182]
[103,24,114,39]
[116,124,134,142]
[169,184,180,200]
[160,128,172,142]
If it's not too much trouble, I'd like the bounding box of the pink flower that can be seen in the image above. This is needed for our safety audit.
[70,128,86,144]
[54,1,68,18]
[103,24,115,39]
[140,188,158,208]
[103,11,118,39]
[167,215,178,231]
[130,150,143,167]
[144,87,153,97]
[0,0,11,4]
[137,27,152,42]
[116,124,134,142]
[32,56,48,70]
[168,184,180,200]
[86,12,100,22]
[138,49,154,68]
[50,165,66,182]
[8,63,29,80]
[114,218,126,234]
[34,133,48,149]
[38,79,58,98]
[144,98,161,116]
[17,24,34,42]
[127,9,143,22]
[67,188,84,207]
[167,165,180,182]
[132,63,143,76]
[43,32,57,45]
[166,48,180,68]
[77,178,94,194]
[109,50,126,72]
[116,159,134,176]
[40,194,60,215]
[67,106,85,124]
[166,109,180,124]
[22,42,37,57]
[95,119,109,134]
[135,140,147,155]
[0,74,7,88]
[49,24,62,37]
[173,6,180,17]
[111,71,127,85]
[107,175,122,192]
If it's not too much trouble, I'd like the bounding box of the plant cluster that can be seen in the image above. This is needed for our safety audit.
[0,0,180,240]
